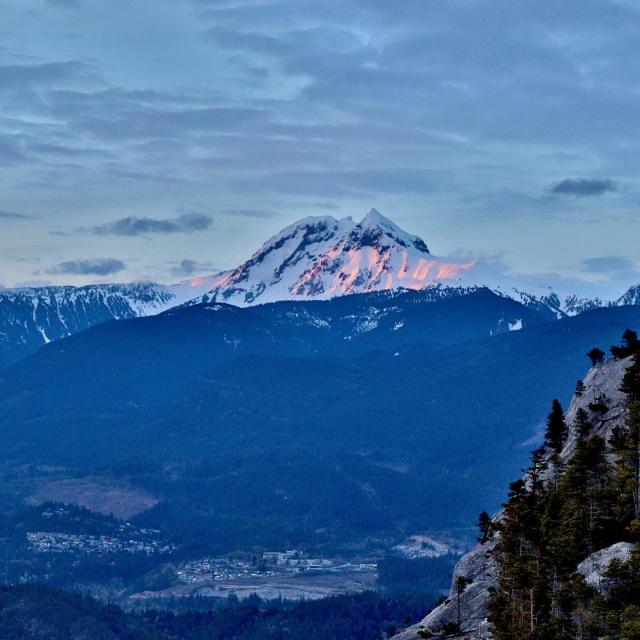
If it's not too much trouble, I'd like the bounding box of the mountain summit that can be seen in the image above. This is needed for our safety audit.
[184,210,476,306]
[2,209,638,368]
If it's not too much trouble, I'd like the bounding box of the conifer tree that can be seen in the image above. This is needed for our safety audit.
[588,347,605,367]
[477,511,491,543]
[611,329,640,359]
[490,345,640,640]
[545,400,568,455]
[455,576,472,630]
[575,407,591,440]
[617,352,640,526]
[554,435,614,564]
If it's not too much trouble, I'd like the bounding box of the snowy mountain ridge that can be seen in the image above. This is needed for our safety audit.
[0,283,177,365]
[175,209,636,315]
[1,209,638,367]
[179,208,477,307]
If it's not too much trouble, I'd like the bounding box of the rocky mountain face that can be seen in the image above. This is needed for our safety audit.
[577,542,635,588]
[620,284,640,307]
[396,353,634,640]
[394,537,499,639]
[510,289,612,319]
[0,283,177,368]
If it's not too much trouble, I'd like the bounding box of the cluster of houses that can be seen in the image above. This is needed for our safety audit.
[26,530,175,556]
[262,550,334,570]
[177,557,276,584]
[177,550,377,585]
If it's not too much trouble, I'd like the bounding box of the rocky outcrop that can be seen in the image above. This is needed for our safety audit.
[619,284,640,307]
[395,355,633,640]
[394,538,498,639]
[561,355,631,462]
[577,542,635,589]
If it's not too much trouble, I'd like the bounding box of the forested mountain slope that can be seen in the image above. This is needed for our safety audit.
[0,585,431,640]
[1,298,639,550]
[0,284,547,370]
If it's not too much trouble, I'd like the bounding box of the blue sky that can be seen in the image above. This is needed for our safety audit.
[1,0,639,296]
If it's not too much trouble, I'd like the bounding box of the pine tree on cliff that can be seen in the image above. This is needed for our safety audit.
[588,347,605,367]
[611,329,640,359]
[545,399,568,455]
[612,351,640,528]
[545,400,568,491]
[551,435,615,565]
[477,511,491,543]
[490,350,640,640]
[575,407,591,440]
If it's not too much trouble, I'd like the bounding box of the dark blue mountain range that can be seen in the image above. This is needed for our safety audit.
[0,288,638,550]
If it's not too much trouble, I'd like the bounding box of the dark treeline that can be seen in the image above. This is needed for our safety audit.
[144,591,434,640]
[489,329,640,639]
[0,586,435,640]
[0,585,166,640]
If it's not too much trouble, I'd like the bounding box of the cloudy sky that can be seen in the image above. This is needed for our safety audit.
[1,0,639,296]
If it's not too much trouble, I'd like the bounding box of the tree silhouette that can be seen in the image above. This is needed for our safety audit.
[587,347,605,367]
[545,399,568,455]
[477,511,491,543]
[611,329,639,359]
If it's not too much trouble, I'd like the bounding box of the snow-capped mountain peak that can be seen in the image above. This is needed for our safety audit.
[185,210,475,306]
[359,208,427,248]
[2,209,639,368]
[254,215,351,258]
[359,207,409,235]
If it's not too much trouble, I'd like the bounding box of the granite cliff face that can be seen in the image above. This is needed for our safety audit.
[394,538,498,639]
[577,542,635,588]
[396,354,634,639]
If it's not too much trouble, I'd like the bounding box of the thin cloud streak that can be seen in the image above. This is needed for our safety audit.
[46,258,126,276]
[87,214,213,236]
[549,178,618,197]
[0,210,32,219]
